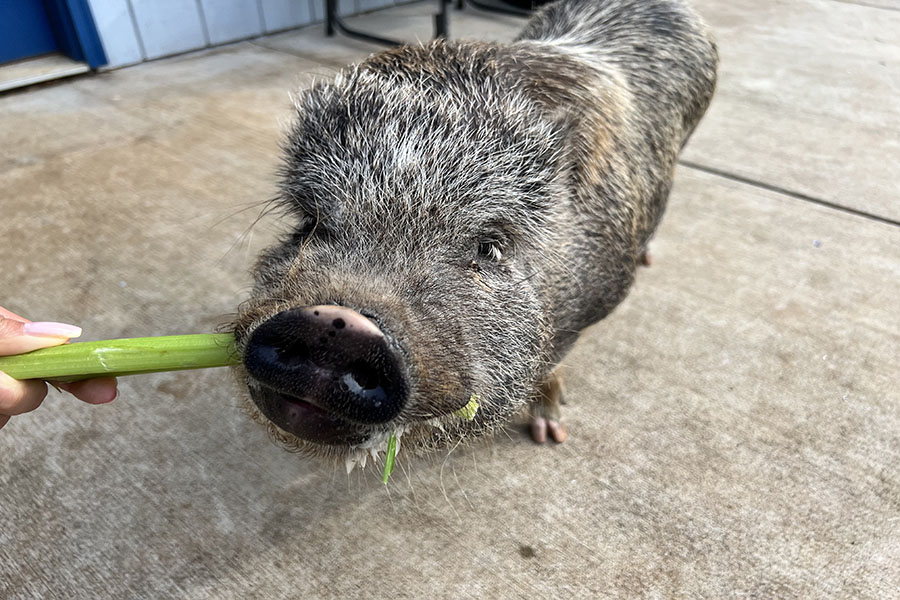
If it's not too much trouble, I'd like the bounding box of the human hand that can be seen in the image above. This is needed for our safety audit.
[0,307,117,430]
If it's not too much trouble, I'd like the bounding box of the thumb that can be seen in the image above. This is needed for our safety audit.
[0,317,82,356]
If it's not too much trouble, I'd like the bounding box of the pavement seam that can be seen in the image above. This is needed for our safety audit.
[827,0,900,12]
[677,159,900,228]
[247,40,357,70]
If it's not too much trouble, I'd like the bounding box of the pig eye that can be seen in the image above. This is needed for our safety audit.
[477,238,504,262]
[289,217,319,245]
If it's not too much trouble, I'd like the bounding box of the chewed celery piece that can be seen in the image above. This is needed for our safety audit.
[0,333,239,382]
[454,394,480,421]
[382,431,398,484]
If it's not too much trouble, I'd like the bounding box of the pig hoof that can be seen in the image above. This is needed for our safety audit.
[531,416,548,443]
[530,416,567,444]
[546,418,568,443]
[530,370,566,444]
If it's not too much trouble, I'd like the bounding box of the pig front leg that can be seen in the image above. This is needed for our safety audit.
[530,370,567,444]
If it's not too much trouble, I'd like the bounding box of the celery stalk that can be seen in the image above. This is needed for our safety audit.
[454,394,480,421]
[0,333,239,382]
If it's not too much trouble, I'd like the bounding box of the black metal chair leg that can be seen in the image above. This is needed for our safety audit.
[325,0,336,36]
[435,0,449,38]
[323,0,522,48]
[323,0,405,46]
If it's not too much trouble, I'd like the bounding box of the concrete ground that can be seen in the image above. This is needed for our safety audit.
[1,0,898,598]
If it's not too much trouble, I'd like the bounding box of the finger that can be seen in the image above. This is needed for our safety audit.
[0,370,49,415]
[0,307,29,321]
[56,377,118,405]
[0,318,82,355]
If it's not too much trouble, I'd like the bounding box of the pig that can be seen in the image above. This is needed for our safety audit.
[230,0,718,465]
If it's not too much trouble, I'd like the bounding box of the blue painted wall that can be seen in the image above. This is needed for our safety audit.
[0,2,59,63]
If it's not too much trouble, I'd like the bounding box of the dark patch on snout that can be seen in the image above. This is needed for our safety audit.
[243,307,408,443]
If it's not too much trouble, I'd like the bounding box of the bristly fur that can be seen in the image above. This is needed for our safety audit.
[230,0,718,460]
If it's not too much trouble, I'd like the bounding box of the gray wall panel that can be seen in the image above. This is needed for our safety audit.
[86,0,145,67]
[200,0,264,44]
[129,0,207,59]
[259,0,315,32]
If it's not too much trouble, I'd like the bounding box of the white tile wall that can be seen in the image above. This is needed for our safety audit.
[88,0,408,68]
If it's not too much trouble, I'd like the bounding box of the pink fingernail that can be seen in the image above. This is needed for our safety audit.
[23,322,83,338]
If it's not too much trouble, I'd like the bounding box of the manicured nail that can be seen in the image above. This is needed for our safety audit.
[23,322,83,338]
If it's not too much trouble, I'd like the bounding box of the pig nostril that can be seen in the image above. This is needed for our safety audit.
[275,340,310,367]
[346,360,382,391]
[341,361,389,409]
[332,318,346,329]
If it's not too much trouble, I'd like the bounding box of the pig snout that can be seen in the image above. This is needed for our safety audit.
[242,305,409,443]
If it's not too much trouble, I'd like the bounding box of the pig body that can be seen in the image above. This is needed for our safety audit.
[233,0,718,460]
